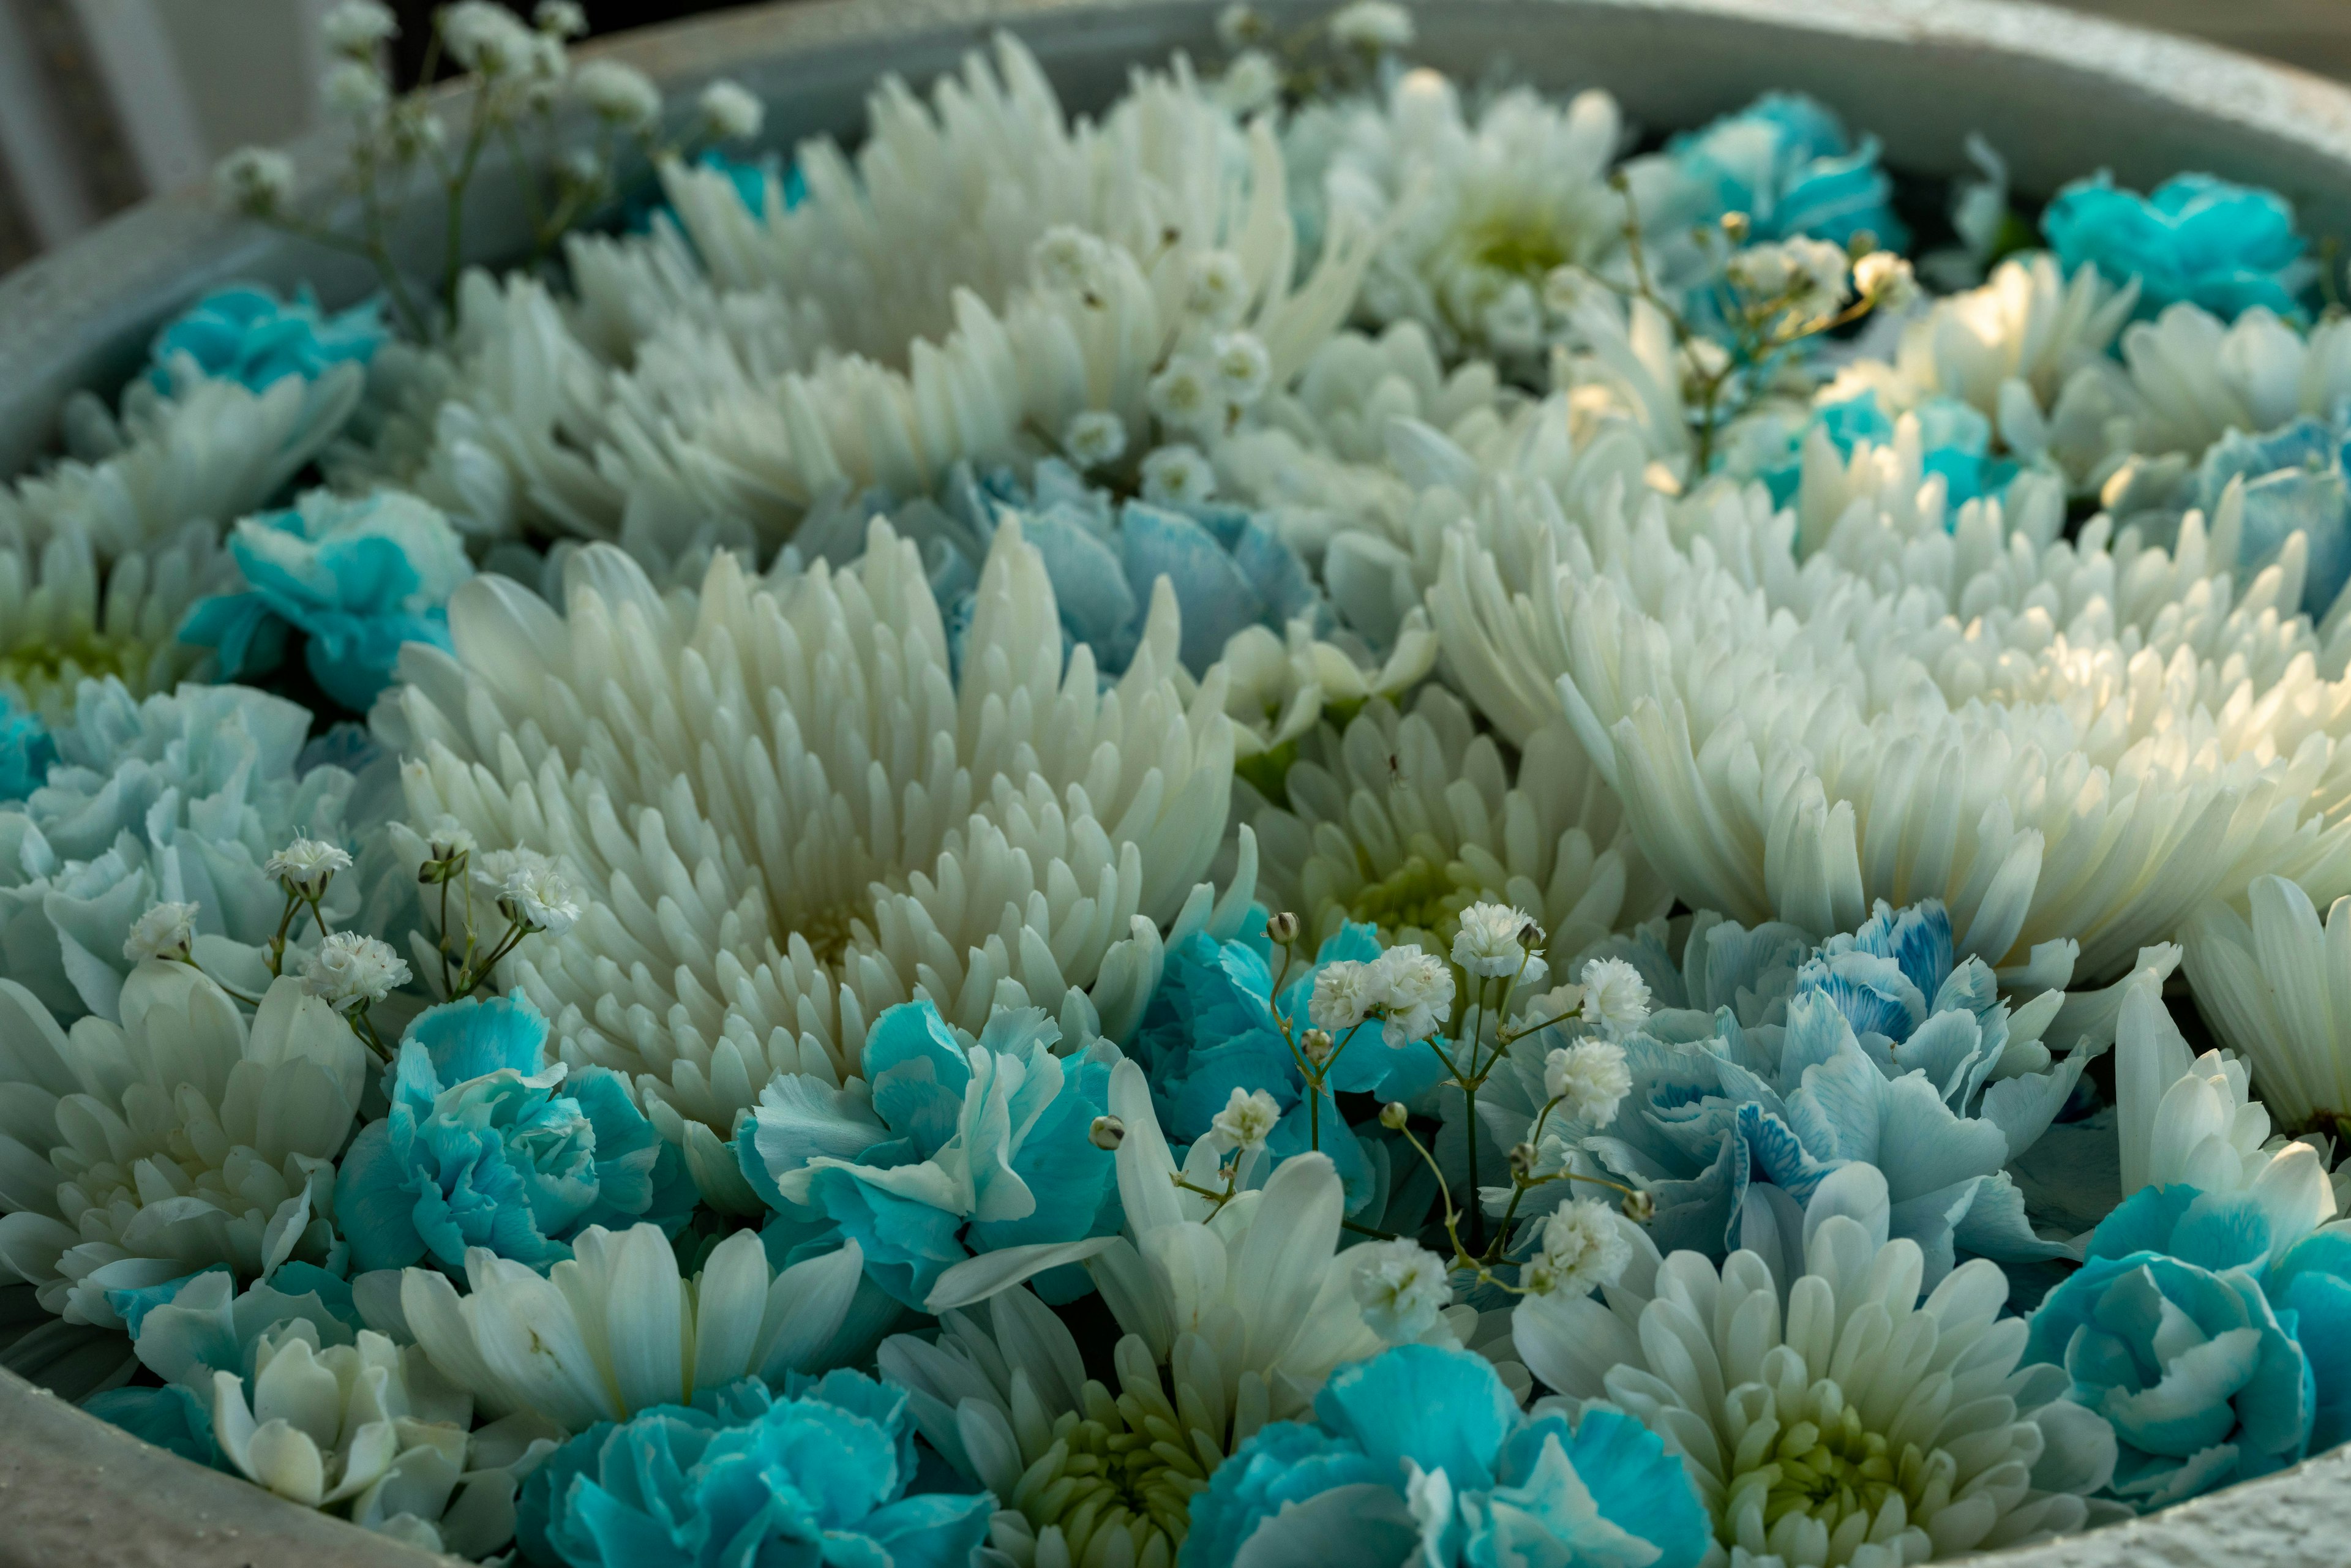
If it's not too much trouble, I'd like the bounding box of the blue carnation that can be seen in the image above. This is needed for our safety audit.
[736,1000,1122,1310]
[1133,918,1446,1215]
[2042,172,2313,321]
[2025,1183,2351,1509]
[334,994,694,1275]
[516,1370,992,1568]
[1188,1344,1711,1568]
[0,691,56,801]
[180,487,473,711]
[147,284,384,394]
[1662,92,1905,250]
[2194,407,2351,618]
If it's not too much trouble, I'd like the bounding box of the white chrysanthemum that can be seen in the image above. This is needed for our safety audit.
[396,1223,867,1433]
[2112,967,2336,1235]
[211,1321,557,1556]
[1251,686,1670,989]
[1430,424,2351,977]
[0,520,231,723]
[1522,1197,1630,1298]
[1577,956,1650,1032]
[1543,1036,1630,1126]
[2183,874,2351,1133]
[1514,1168,2121,1567]
[383,520,1237,1206]
[1210,607,1440,760]
[0,968,364,1329]
[0,679,372,1021]
[888,1059,1513,1568]
[1302,69,1624,358]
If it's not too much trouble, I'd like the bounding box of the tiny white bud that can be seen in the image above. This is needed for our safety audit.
[1264,910,1300,945]
[1621,1188,1656,1225]
[1300,1027,1335,1067]
[1089,1114,1126,1151]
[1378,1100,1411,1130]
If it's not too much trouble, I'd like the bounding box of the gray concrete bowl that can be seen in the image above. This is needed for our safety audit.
[4,0,2351,1562]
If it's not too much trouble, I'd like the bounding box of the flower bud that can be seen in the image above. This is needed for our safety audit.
[1089,1115,1125,1151]
[1378,1101,1410,1131]
[1265,910,1300,945]
[1719,209,1751,243]
[1507,1141,1537,1180]
[1300,1027,1334,1067]
[1621,1188,1656,1225]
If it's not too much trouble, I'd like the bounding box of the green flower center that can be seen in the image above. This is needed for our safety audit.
[1345,852,1473,942]
[1,634,151,714]
[1761,1401,1903,1533]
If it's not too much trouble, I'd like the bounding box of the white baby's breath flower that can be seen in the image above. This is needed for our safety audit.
[214,147,294,214]
[1209,331,1273,406]
[1030,225,1111,298]
[1854,249,1917,309]
[533,0,588,37]
[321,59,389,117]
[1138,443,1218,506]
[697,78,763,141]
[122,900,198,964]
[482,849,581,937]
[440,1,534,74]
[1787,236,1853,315]
[1061,410,1128,470]
[573,60,661,130]
[1348,1238,1453,1343]
[1216,49,1282,116]
[419,814,476,865]
[266,836,355,895]
[1577,956,1650,1032]
[1187,249,1252,326]
[302,931,412,1011]
[1310,959,1379,1032]
[1521,1198,1630,1297]
[1146,358,1223,433]
[320,0,397,54]
[1210,1086,1281,1150]
[1370,942,1453,1046]
[1542,1038,1631,1128]
[1329,0,1415,51]
[1450,900,1537,978]
[1215,1,1265,48]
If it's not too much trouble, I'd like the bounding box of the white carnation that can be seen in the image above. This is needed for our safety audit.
[302,931,412,1010]
[1370,942,1454,1046]
[122,901,198,964]
[1348,1239,1452,1343]
[1522,1198,1631,1298]
[1543,1038,1632,1128]
[1577,956,1651,1032]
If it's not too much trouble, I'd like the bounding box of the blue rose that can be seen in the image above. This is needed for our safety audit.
[147,284,384,394]
[335,994,694,1275]
[2025,1183,2351,1509]
[1188,1343,1712,1568]
[736,1000,1122,1310]
[2042,172,2312,321]
[2193,407,2351,618]
[1662,92,1905,250]
[180,487,473,711]
[515,1370,992,1568]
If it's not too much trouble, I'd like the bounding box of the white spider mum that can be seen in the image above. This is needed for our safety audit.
[384,518,1238,1207]
[0,967,365,1329]
[1250,685,1669,986]
[1513,1167,2123,1567]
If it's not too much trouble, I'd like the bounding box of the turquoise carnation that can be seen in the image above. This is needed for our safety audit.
[2042,171,2312,321]
[334,994,694,1274]
[1662,91,1905,250]
[148,284,384,394]
[515,1370,992,1568]
[181,487,473,711]
[1188,1343,1711,1568]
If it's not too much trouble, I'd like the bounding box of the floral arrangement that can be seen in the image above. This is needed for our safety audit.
[10,1,2351,1563]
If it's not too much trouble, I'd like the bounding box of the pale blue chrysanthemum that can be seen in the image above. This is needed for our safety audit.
[735,1000,1122,1310]
[2192,407,2351,618]
[2042,171,2313,321]
[147,284,385,395]
[180,487,472,711]
[2027,1182,2351,1509]
[1660,91,1905,250]
[1187,1342,1711,1568]
[334,994,694,1275]
[514,1370,992,1568]
[796,457,1331,678]
[1133,916,1447,1218]
[0,677,373,1021]
[1516,901,2109,1285]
